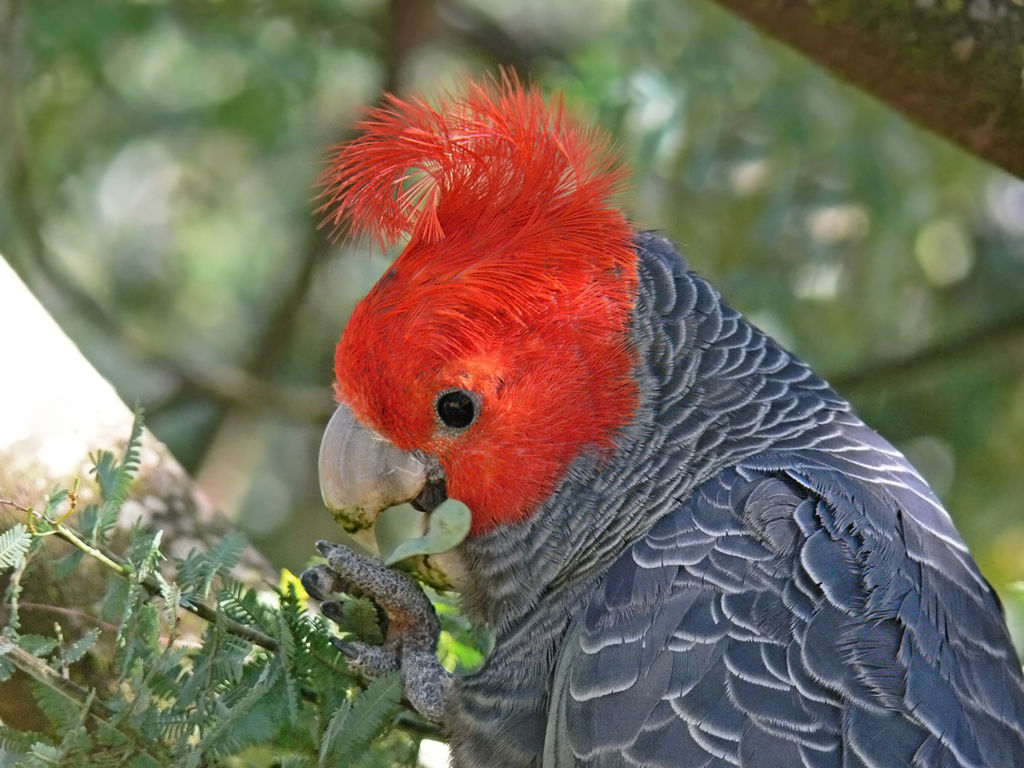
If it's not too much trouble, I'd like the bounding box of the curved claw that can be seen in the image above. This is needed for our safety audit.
[301,564,339,602]
[332,637,400,677]
[312,540,438,645]
[301,539,454,724]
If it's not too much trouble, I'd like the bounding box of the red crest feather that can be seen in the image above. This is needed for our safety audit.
[319,74,627,251]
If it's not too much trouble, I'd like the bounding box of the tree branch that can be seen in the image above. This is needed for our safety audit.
[706,0,1024,178]
[830,308,1024,392]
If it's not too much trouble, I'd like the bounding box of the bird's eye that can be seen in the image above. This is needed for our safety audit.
[436,390,477,429]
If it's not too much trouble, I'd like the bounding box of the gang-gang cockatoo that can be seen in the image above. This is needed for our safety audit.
[301,76,1024,768]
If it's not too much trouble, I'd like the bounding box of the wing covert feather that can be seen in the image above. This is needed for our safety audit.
[544,465,1024,767]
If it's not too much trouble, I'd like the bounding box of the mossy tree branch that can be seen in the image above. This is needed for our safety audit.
[707,0,1024,178]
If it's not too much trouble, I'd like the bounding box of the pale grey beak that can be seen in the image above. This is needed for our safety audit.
[318,402,427,531]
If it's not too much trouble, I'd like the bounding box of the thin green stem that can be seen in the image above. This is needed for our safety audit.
[2,497,281,652]
[52,524,130,577]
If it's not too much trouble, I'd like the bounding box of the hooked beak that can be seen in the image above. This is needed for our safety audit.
[318,402,428,531]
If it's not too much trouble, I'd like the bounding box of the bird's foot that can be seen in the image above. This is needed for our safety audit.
[301,539,453,723]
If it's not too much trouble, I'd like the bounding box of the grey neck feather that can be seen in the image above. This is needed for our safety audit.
[452,231,850,635]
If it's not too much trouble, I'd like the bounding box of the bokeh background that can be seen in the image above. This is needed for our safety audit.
[2,0,1023,645]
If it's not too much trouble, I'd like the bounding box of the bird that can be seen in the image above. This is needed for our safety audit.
[300,74,1024,767]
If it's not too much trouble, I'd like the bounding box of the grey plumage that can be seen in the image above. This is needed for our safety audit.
[445,231,1024,767]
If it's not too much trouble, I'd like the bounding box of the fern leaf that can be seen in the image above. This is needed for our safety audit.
[318,673,402,768]
[159,579,183,631]
[275,613,300,722]
[94,407,145,538]
[52,547,86,582]
[41,488,69,520]
[0,523,32,572]
[204,532,247,589]
[55,696,94,758]
[342,597,385,645]
[195,663,279,760]
[30,678,83,734]
[62,628,101,665]
[127,527,164,582]
[174,550,206,595]
[0,725,49,755]
[216,581,271,629]
[0,653,13,682]
[177,532,248,600]
[278,755,317,768]
[18,634,58,657]
[151,713,193,745]
[27,741,63,763]
[317,699,352,768]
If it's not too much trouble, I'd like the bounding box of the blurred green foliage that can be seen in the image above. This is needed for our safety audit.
[2,0,1023,651]
[0,415,430,767]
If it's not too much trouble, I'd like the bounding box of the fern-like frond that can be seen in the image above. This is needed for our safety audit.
[30,678,84,735]
[275,612,301,722]
[62,628,101,666]
[195,663,280,761]
[216,580,272,630]
[177,532,247,599]
[203,532,247,590]
[278,755,317,768]
[0,725,49,755]
[93,407,145,540]
[341,596,386,645]
[0,523,32,572]
[318,673,402,768]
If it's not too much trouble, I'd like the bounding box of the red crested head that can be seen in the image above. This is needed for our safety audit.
[321,75,639,535]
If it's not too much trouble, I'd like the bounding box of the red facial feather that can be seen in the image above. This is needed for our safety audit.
[323,75,640,534]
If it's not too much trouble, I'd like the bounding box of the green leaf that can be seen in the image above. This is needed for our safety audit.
[318,673,402,768]
[0,523,32,572]
[0,726,49,756]
[383,499,471,566]
[30,679,82,734]
[42,488,70,520]
[0,653,14,682]
[216,581,271,630]
[340,597,384,646]
[159,579,183,630]
[56,719,93,760]
[92,407,145,541]
[174,550,206,595]
[278,756,316,768]
[204,532,247,589]
[62,628,101,666]
[127,527,164,582]
[194,663,280,761]
[51,547,86,582]
[318,700,353,768]
[178,532,248,599]
[437,629,485,674]
[99,571,133,625]
[28,741,63,763]
[18,634,58,657]
[275,612,300,722]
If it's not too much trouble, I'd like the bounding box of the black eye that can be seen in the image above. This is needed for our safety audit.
[436,390,476,429]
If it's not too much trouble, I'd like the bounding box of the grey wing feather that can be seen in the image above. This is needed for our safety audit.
[545,464,1024,768]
